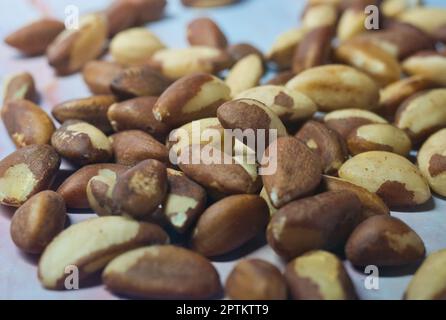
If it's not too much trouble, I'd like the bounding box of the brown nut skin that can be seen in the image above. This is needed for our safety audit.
[181,0,237,7]
[187,17,228,49]
[4,18,65,56]
[57,164,127,209]
[103,245,221,299]
[105,0,138,37]
[112,159,168,219]
[267,28,305,70]
[2,99,55,148]
[51,120,112,166]
[225,259,287,300]
[266,70,296,86]
[0,145,60,207]
[107,97,169,141]
[262,136,323,209]
[82,60,124,95]
[10,191,66,254]
[110,130,169,166]
[267,191,361,260]
[226,43,264,64]
[191,194,269,257]
[3,72,37,104]
[295,120,348,174]
[346,215,425,267]
[87,168,121,217]
[52,95,116,133]
[130,0,167,24]
[285,250,358,300]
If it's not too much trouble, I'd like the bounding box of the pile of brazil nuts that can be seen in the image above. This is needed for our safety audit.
[2,0,446,300]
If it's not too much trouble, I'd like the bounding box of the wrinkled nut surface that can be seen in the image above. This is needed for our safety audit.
[347,123,412,156]
[346,215,425,267]
[302,4,338,30]
[87,168,120,216]
[52,95,116,133]
[226,43,264,64]
[2,99,55,148]
[38,216,169,289]
[3,72,37,104]
[154,73,230,128]
[10,191,66,254]
[47,13,108,75]
[324,108,388,139]
[339,151,431,208]
[295,120,348,174]
[397,7,446,36]
[262,136,322,208]
[103,245,221,299]
[4,18,65,56]
[225,259,287,300]
[191,194,269,257]
[225,54,264,97]
[267,191,361,260]
[417,128,446,197]
[110,27,165,65]
[267,28,305,70]
[404,249,446,300]
[0,145,60,207]
[402,51,446,87]
[110,130,168,165]
[58,164,127,209]
[285,250,357,300]
[286,65,380,112]
[51,120,112,166]
[82,60,124,95]
[187,17,228,49]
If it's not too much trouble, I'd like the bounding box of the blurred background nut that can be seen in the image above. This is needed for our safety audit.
[82,60,124,95]
[225,54,264,96]
[402,51,446,86]
[226,43,264,64]
[302,4,338,30]
[2,72,37,104]
[129,0,167,25]
[181,0,238,8]
[337,5,367,42]
[381,0,422,18]
[397,7,446,36]
[266,28,305,70]
[266,70,296,86]
[187,17,228,49]
[105,0,139,37]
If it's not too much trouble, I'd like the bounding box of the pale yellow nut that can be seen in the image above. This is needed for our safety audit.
[402,55,446,86]
[337,8,366,42]
[266,28,306,68]
[397,7,446,35]
[382,0,422,17]
[302,4,338,30]
[225,54,263,97]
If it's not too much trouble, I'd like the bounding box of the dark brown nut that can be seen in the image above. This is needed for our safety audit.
[402,51,446,87]
[111,65,171,101]
[292,26,333,74]
[397,7,446,36]
[191,194,269,257]
[112,159,168,219]
[267,28,305,70]
[226,43,264,64]
[38,216,169,290]
[346,215,425,267]
[302,4,338,30]
[261,136,322,209]
[10,191,66,254]
[181,0,237,8]
[87,168,121,216]
[225,259,287,300]
[417,128,446,197]
[404,249,446,300]
[47,13,108,75]
[2,99,55,148]
[187,17,228,49]
[103,245,221,299]
[110,130,169,166]
[347,123,412,156]
[163,168,206,233]
[130,0,167,24]
[153,73,230,128]
[339,151,431,208]
[295,120,348,174]
[4,18,65,56]
[57,164,127,209]
[286,65,380,112]
[107,97,169,140]
[285,250,357,300]
[395,89,446,143]
[225,54,264,96]
[324,108,388,139]
[105,0,138,37]
[434,24,446,42]
[379,75,434,120]
[82,60,124,95]
[0,145,60,207]
[266,70,296,86]
[52,95,116,133]
[267,191,361,260]
[3,72,37,104]
[51,120,112,166]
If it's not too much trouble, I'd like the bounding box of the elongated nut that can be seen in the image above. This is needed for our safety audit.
[86,168,120,216]
[130,0,167,24]
[397,7,446,36]
[417,128,446,197]
[52,95,116,133]
[337,6,366,41]
[286,64,380,112]
[38,216,169,289]
[285,250,357,300]
[191,194,269,257]
[10,191,66,254]
[382,0,422,18]
[225,54,263,97]
[266,28,306,70]
[339,151,431,208]
[267,191,361,260]
[2,99,55,148]
[187,17,228,49]
[3,72,37,104]
[105,0,138,37]
[226,43,264,64]
[47,13,107,75]
[153,73,230,128]
[82,60,124,95]
[4,18,65,56]
[402,51,446,86]
[51,120,112,165]
[346,215,425,267]
[302,4,338,30]
[0,145,60,207]
[103,245,221,299]
[226,259,287,300]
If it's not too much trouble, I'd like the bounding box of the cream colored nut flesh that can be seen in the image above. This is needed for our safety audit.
[397,7,446,35]
[402,53,446,86]
[302,4,338,30]
[337,8,366,42]
[266,28,305,69]
[225,54,263,97]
